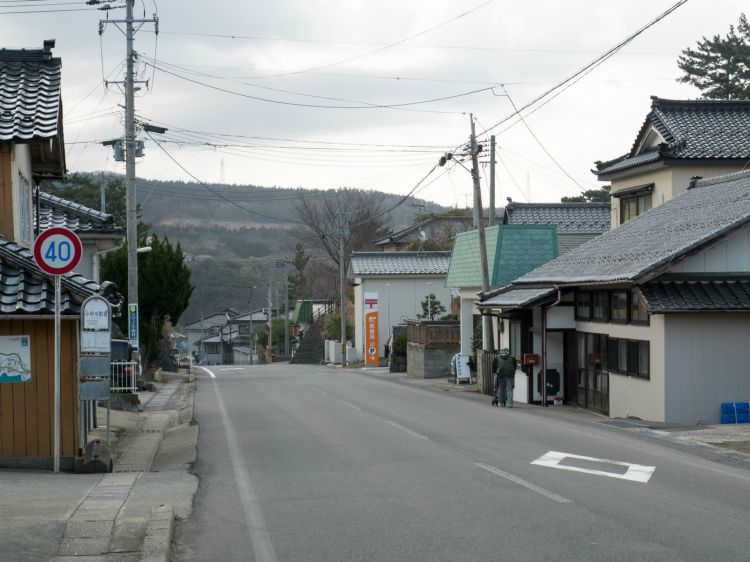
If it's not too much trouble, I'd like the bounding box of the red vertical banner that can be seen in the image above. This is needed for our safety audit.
[364,291,379,366]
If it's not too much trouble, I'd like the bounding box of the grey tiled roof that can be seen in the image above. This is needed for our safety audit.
[0,41,61,142]
[349,251,451,276]
[515,170,750,286]
[36,192,121,235]
[640,279,750,312]
[596,97,750,176]
[504,202,610,234]
[477,287,555,309]
[0,236,98,315]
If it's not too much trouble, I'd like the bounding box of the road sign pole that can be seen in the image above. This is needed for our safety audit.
[54,274,61,474]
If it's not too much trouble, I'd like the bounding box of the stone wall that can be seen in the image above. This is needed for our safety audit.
[407,343,459,379]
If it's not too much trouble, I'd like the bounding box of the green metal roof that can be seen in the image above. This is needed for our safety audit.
[292,300,313,324]
[445,225,558,288]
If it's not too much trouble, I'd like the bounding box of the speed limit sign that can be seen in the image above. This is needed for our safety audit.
[33,227,83,276]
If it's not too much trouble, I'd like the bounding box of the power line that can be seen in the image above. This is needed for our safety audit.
[159,30,676,57]
[498,86,583,190]
[143,59,483,113]
[477,0,690,138]
[145,130,305,223]
[249,0,497,79]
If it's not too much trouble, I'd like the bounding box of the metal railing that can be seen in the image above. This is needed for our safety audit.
[111,360,139,393]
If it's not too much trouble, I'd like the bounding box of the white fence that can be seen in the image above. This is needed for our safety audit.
[111,360,139,393]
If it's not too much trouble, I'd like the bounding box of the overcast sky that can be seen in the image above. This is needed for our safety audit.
[1,0,747,209]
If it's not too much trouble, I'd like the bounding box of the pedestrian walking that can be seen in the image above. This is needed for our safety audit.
[492,348,517,407]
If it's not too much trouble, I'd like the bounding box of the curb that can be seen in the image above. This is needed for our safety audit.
[142,504,175,562]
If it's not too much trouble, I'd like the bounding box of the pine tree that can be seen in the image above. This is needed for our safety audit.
[288,242,309,301]
[677,14,750,100]
[417,293,446,320]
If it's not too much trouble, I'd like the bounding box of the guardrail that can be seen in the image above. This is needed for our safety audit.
[111,360,139,393]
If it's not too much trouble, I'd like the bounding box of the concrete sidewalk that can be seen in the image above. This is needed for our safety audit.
[351,365,750,467]
[0,372,198,562]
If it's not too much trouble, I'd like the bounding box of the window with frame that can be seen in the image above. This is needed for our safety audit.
[620,193,651,223]
[575,292,591,320]
[610,291,628,323]
[608,337,649,379]
[630,289,649,324]
[592,292,608,322]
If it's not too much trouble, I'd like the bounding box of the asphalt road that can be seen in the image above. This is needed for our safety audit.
[175,364,750,562]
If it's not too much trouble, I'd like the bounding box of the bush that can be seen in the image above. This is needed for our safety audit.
[393,333,408,355]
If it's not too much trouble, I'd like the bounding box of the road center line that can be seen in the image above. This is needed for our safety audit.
[384,420,429,440]
[199,366,278,562]
[475,463,573,504]
[338,400,362,411]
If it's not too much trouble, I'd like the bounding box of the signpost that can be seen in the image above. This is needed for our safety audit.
[80,295,112,447]
[128,303,139,351]
[33,227,82,473]
[364,292,379,366]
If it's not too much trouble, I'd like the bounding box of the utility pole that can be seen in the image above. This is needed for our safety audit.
[489,135,496,226]
[100,182,106,213]
[337,208,347,366]
[99,1,158,360]
[267,283,272,364]
[275,260,290,358]
[469,114,494,353]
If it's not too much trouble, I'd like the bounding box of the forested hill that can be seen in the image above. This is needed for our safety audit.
[45,173,451,322]
[135,177,446,230]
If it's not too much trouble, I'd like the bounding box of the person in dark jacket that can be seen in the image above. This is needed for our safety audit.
[492,348,517,407]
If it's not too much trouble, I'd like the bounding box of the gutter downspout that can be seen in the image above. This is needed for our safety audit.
[541,287,562,407]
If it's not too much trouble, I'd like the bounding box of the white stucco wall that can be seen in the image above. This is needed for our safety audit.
[577,317,666,422]
[353,275,452,358]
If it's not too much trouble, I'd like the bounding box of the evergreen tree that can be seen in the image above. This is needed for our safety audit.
[288,242,309,301]
[561,186,611,203]
[417,293,446,320]
[677,13,750,99]
[101,234,193,364]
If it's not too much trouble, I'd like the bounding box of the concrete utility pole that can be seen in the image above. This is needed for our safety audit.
[267,283,273,364]
[275,260,290,358]
[99,1,157,358]
[469,114,493,352]
[489,135,496,226]
[337,208,347,366]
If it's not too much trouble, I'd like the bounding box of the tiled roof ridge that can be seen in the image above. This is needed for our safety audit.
[38,191,114,224]
[651,96,750,109]
[507,202,610,209]
[693,168,750,189]
[0,235,97,297]
[0,39,57,62]
[352,250,452,257]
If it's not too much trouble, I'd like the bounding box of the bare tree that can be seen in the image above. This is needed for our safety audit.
[295,189,390,273]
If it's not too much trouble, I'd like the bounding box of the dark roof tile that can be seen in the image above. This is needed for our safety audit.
[504,202,610,234]
[641,279,750,312]
[36,191,121,234]
[350,251,451,276]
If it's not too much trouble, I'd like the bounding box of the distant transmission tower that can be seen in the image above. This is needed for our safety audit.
[220,157,226,184]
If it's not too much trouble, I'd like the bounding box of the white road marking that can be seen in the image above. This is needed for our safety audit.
[217,367,239,371]
[338,400,362,411]
[384,420,429,440]
[199,367,216,379]
[199,366,277,562]
[312,388,328,396]
[531,451,655,483]
[475,463,573,504]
